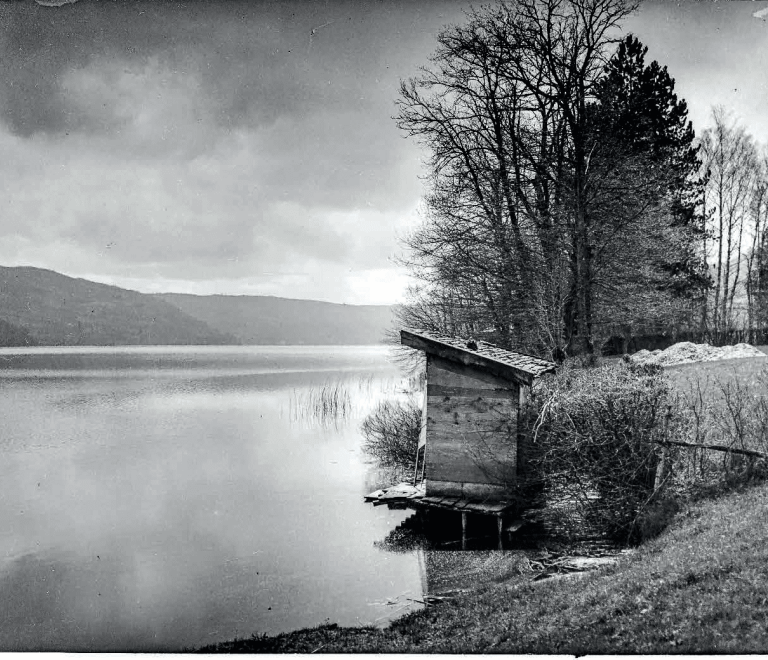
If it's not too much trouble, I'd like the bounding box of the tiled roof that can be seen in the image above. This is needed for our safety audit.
[401,328,556,384]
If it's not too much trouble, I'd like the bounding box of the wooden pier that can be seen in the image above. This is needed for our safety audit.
[366,483,521,549]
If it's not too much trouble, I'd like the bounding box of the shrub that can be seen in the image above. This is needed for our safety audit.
[520,360,768,544]
[361,398,422,470]
[671,365,768,496]
[525,360,679,543]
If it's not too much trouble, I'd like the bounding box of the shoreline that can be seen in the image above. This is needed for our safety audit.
[199,481,768,654]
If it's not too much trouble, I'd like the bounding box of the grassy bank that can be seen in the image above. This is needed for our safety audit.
[201,351,768,654]
[202,481,768,653]
[665,349,768,392]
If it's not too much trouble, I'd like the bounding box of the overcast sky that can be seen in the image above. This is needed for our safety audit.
[0,0,766,305]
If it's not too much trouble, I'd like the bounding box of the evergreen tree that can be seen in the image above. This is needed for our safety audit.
[591,35,709,305]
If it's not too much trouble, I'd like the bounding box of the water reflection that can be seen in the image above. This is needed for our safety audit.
[376,509,538,553]
[373,505,622,605]
[0,346,425,651]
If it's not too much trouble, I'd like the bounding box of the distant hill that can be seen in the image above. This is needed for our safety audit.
[157,293,394,345]
[0,266,236,346]
[0,318,37,347]
[0,266,395,346]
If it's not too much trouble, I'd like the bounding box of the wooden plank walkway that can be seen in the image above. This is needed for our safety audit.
[366,483,523,550]
[414,495,513,515]
[366,484,515,515]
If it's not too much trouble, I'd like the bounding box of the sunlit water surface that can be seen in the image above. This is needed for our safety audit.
[0,345,424,651]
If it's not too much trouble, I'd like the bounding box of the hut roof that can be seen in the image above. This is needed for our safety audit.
[400,328,556,386]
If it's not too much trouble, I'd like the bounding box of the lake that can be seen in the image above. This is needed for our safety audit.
[0,345,425,651]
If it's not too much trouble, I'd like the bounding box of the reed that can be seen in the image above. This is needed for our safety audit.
[291,381,353,426]
[289,374,408,428]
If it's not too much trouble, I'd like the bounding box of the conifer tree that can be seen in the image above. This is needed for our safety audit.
[586,35,709,335]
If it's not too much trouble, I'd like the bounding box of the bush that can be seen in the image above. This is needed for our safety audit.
[361,398,422,470]
[671,365,768,497]
[525,360,678,543]
[520,360,768,544]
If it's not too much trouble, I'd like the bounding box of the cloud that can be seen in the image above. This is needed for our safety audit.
[625,1,768,145]
[0,1,420,138]
[58,56,221,158]
[0,0,463,303]
[0,112,423,303]
[3,0,764,306]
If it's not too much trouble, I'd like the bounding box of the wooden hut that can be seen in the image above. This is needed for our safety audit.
[401,329,556,504]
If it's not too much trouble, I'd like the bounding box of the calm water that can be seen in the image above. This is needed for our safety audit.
[0,346,425,651]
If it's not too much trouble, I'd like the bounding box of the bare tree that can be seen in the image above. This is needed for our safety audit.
[397,3,551,351]
[397,0,638,357]
[396,2,705,358]
[745,149,768,341]
[700,107,760,340]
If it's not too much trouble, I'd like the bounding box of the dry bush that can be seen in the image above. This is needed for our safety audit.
[361,398,422,469]
[672,366,768,496]
[525,360,677,543]
[516,360,768,544]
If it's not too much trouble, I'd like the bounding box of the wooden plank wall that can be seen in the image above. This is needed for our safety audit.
[424,355,519,499]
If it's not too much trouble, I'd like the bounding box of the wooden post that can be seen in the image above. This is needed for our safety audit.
[415,382,428,486]
[497,515,504,551]
[461,512,467,550]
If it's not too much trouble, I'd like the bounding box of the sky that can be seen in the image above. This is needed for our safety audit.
[0,0,766,305]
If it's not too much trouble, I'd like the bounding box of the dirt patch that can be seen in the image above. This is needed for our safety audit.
[629,342,767,367]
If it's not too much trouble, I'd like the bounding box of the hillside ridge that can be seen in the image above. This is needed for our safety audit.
[157,292,394,345]
[0,266,393,346]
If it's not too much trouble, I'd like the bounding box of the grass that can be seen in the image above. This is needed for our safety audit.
[665,350,768,395]
[201,482,768,654]
[200,349,768,654]
[289,381,353,427]
[289,374,405,428]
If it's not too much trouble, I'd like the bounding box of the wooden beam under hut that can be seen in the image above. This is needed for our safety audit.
[365,484,523,549]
